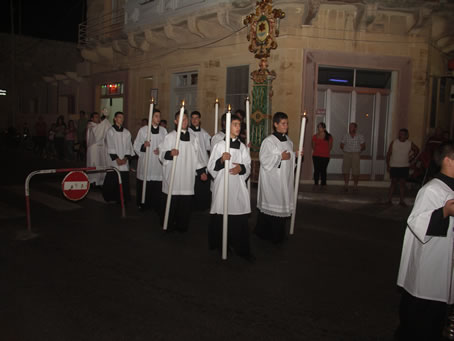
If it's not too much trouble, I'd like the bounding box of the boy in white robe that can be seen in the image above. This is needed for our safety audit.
[207,114,253,261]
[255,112,296,244]
[189,111,211,211]
[158,111,202,232]
[102,112,135,203]
[133,109,167,211]
[396,141,454,340]
[86,112,111,187]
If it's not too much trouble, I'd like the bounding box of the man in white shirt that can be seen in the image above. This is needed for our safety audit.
[340,122,365,192]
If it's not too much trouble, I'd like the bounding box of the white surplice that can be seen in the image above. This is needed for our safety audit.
[133,125,167,181]
[207,138,251,215]
[189,126,211,168]
[86,119,111,185]
[210,131,225,151]
[397,177,454,303]
[106,126,134,172]
[257,134,295,217]
[158,130,201,195]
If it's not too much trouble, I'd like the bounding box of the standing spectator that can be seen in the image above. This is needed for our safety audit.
[54,115,66,160]
[312,122,333,191]
[396,142,454,340]
[340,122,365,192]
[159,119,167,129]
[76,110,88,161]
[34,116,47,158]
[386,129,419,206]
[64,120,76,160]
[47,123,56,159]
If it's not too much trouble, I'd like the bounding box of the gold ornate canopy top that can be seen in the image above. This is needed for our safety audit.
[244,0,285,60]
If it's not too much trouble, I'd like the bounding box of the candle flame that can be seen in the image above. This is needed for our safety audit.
[215,98,219,104]
[246,96,249,101]
[228,104,231,111]
[181,100,185,106]
[151,97,155,104]
[303,111,307,116]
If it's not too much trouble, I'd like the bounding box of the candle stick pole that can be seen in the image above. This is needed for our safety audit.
[290,113,307,235]
[163,102,185,230]
[141,98,154,204]
[222,107,232,260]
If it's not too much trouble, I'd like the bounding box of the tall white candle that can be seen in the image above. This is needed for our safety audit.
[141,98,154,204]
[222,105,232,260]
[290,112,307,235]
[245,96,251,197]
[163,101,185,230]
[214,98,219,135]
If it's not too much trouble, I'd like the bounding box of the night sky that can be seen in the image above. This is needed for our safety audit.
[1,0,86,43]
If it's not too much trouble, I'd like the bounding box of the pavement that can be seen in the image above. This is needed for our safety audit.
[0,146,419,341]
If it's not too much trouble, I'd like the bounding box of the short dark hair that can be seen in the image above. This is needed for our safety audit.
[235,109,245,119]
[191,111,201,118]
[90,112,99,119]
[231,114,241,123]
[435,142,454,167]
[160,119,167,124]
[174,110,188,120]
[114,111,124,118]
[399,128,409,135]
[273,112,288,126]
[153,108,161,114]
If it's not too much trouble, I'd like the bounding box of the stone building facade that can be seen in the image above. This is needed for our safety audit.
[5,0,454,181]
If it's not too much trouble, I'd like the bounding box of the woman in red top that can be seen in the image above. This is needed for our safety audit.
[312,122,333,189]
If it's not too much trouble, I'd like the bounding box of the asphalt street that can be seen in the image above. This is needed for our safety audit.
[0,146,414,341]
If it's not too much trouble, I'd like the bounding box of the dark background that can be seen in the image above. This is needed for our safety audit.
[1,0,86,43]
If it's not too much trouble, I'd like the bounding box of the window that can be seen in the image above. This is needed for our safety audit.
[318,67,391,89]
[318,67,354,87]
[101,82,124,96]
[226,65,249,112]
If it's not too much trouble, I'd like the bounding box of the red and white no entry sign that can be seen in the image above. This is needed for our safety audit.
[61,171,90,201]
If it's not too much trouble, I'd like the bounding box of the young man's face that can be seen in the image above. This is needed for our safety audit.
[349,123,357,135]
[152,111,161,126]
[274,119,288,134]
[191,115,200,127]
[230,120,241,138]
[398,131,408,142]
[174,114,189,130]
[114,114,124,127]
[92,114,100,124]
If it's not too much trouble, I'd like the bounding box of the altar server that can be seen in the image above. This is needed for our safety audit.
[255,112,296,244]
[189,111,211,210]
[396,141,454,341]
[102,112,134,203]
[207,114,253,261]
[159,110,202,232]
[133,109,167,211]
[86,112,111,186]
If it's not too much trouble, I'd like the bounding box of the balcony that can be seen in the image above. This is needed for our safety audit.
[78,7,126,48]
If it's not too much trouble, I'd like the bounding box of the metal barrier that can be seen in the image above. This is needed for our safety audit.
[23,167,125,238]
